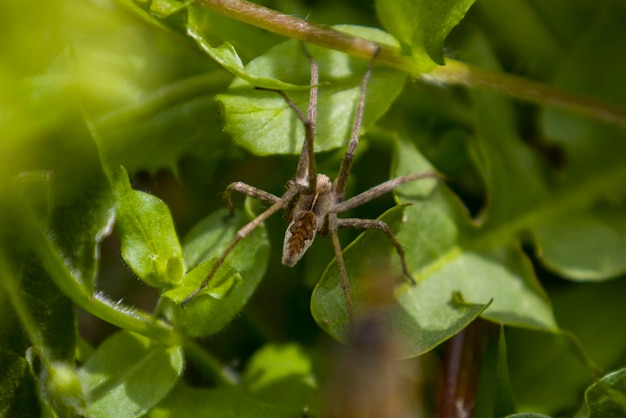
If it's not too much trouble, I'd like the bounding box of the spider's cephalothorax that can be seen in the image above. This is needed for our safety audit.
[182,45,440,320]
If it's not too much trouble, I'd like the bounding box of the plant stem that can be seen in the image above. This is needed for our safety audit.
[194,0,626,128]
[434,61,626,129]
[437,320,491,418]
[195,0,413,68]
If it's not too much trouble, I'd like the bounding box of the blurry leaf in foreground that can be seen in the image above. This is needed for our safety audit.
[242,343,317,411]
[148,384,305,418]
[78,331,183,418]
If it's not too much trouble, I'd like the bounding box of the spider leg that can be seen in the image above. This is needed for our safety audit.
[255,45,319,191]
[223,181,281,216]
[182,187,299,305]
[333,48,380,201]
[328,213,355,322]
[300,44,319,193]
[334,171,442,213]
[335,217,415,284]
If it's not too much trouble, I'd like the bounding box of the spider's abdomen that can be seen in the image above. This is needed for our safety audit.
[282,210,317,267]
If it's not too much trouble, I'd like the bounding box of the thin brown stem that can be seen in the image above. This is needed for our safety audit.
[437,320,492,418]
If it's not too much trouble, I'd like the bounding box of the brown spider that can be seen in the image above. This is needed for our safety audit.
[182,45,439,320]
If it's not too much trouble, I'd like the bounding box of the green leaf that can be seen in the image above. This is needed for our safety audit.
[216,25,406,155]
[78,331,183,418]
[0,348,39,418]
[242,343,317,410]
[312,135,556,355]
[507,329,594,415]
[533,206,626,280]
[576,369,626,418]
[148,384,306,418]
[162,207,269,337]
[113,167,184,288]
[551,279,626,375]
[375,0,476,67]
[187,8,308,90]
[504,414,552,418]
[97,77,230,176]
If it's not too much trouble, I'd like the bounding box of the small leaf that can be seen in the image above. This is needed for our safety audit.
[375,0,477,67]
[533,206,626,280]
[576,369,626,418]
[162,207,269,337]
[216,25,406,155]
[113,167,184,288]
[187,25,307,90]
[77,331,183,418]
[242,343,317,410]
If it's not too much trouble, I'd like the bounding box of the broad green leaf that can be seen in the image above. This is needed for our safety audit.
[113,167,184,288]
[78,331,183,418]
[533,206,626,280]
[97,75,230,176]
[216,25,406,155]
[162,207,269,337]
[242,343,317,410]
[505,414,552,418]
[148,384,306,418]
[65,0,228,175]
[576,369,626,418]
[312,135,556,355]
[375,0,476,67]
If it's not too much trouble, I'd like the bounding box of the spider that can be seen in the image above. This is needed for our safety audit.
[182,45,439,321]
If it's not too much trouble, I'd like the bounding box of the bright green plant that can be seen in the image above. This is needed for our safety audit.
[2,0,626,416]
